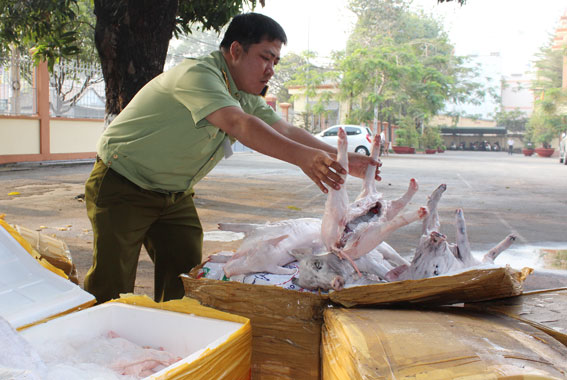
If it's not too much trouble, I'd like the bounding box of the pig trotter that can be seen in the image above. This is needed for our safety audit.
[482,233,517,263]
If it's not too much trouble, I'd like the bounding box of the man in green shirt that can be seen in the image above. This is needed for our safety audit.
[84,13,381,304]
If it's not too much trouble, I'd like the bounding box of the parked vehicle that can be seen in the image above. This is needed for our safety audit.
[560,133,567,165]
[315,125,373,155]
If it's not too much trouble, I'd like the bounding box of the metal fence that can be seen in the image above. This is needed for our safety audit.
[0,53,37,116]
[0,52,106,119]
[1,52,293,125]
[50,60,105,119]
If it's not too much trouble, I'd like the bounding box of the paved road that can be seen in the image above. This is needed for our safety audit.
[206,150,567,247]
[1,150,566,293]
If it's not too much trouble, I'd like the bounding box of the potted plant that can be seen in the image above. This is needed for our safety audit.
[522,141,535,156]
[393,117,419,154]
[528,89,564,157]
[535,144,555,157]
[529,113,556,157]
[420,126,443,154]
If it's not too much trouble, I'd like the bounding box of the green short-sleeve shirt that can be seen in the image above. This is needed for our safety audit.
[97,51,281,193]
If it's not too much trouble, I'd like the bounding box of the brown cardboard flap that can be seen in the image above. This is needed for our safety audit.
[182,264,532,380]
[322,307,567,380]
[182,266,327,380]
[330,266,531,307]
[464,287,567,347]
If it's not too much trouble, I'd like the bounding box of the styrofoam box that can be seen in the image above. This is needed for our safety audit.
[0,224,95,329]
[0,223,247,378]
[19,302,245,379]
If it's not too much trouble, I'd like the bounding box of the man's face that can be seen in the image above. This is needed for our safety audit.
[230,38,282,95]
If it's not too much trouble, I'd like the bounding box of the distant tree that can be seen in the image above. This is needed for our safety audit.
[493,109,528,132]
[527,39,566,147]
[420,125,443,149]
[48,1,103,116]
[166,28,223,69]
[1,0,102,116]
[284,51,335,132]
[337,0,482,133]
[437,0,466,4]
[394,115,420,147]
[269,52,305,104]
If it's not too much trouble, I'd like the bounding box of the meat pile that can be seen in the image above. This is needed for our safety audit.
[0,318,180,380]
[211,128,516,291]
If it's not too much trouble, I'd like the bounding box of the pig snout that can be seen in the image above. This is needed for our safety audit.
[331,276,345,291]
[430,231,446,244]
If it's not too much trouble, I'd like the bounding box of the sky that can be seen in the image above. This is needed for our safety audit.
[255,0,567,76]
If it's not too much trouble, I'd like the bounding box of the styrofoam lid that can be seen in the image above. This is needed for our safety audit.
[0,224,95,329]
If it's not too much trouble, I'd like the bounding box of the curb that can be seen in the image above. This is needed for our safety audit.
[0,159,95,172]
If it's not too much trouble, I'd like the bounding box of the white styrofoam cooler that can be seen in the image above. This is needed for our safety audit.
[0,221,251,379]
[19,302,245,379]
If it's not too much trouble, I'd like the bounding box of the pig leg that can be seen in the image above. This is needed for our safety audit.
[482,234,517,263]
[385,178,419,220]
[265,264,297,275]
[375,242,410,267]
[321,127,350,251]
[207,251,234,263]
[355,248,395,279]
[355,261,392,280]
[454,208,474,265]
[341,206,428,260]
[422,183,446,236]
[385,264,409,282]
[224,255,296,277]
[223,257,249,277]
[218,222,261,235]
[356,134,381,200]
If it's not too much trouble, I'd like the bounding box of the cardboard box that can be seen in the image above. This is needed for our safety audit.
[464,288,567,347]
[182,269,327,380]
[182,263,530,380]
[321,307,567,379]
[11,223,79,284]
[0,221,252,380]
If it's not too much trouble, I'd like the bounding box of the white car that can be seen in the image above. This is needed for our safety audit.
[315,125,373,155]
[560,133,567,165]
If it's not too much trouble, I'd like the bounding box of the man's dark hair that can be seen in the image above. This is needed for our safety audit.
[220,13,287,51]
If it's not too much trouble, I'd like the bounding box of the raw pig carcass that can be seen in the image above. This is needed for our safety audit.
[215,128,424,280]
[290,242,408,291]
[321,127,426,263]
[218,218,324,277]
[386,184,517,281]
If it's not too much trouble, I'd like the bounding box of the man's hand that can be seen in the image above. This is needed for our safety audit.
[347,153,382,181]
[299,150,347,194]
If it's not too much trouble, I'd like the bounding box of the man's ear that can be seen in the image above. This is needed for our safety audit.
[229,41,243,61]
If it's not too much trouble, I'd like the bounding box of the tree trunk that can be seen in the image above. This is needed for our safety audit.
[94,0,178,124]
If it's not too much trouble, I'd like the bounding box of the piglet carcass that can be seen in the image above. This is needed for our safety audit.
[291,128,427,290]
[322,127,427,263]
[217,218,323,277]
[386,184,517,281]
[291,242,409,291]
